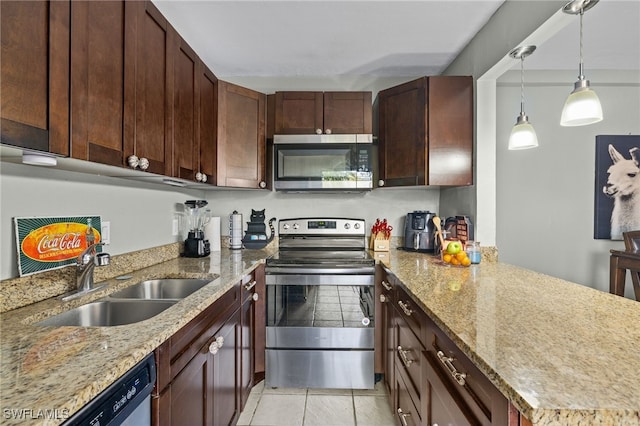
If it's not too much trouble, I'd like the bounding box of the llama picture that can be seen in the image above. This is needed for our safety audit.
[594,135,640,240]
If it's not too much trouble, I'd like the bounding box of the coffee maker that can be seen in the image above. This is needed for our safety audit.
[403,211,436,252]
[182,200,211,258]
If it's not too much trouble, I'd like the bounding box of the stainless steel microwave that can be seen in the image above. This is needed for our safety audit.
[273,134,373,191]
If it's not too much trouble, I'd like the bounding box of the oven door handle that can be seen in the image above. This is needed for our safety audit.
[265,266,375,275]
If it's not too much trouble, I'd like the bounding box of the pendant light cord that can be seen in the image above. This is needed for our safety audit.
[578,9,585,80]
[520,56,525,115]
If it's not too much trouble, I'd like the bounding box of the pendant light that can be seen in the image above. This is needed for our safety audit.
[560,0,602,127]
[508,45,538,150]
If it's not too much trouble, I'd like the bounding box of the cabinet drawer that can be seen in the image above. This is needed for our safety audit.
[395,365,421,426]
[427,325,508,425]
[395,285,426,344]
[395,317,423,401]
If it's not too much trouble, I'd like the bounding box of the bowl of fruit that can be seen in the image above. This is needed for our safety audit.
[440,240,472,267]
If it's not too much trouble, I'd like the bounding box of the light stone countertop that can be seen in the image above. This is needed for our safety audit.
[381,249,640,426]
[0,248,273,425]
[1,246,639,425]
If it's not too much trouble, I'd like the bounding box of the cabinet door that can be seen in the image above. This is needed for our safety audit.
[377,78,427,186]
[212,310,241,426]
[240,291,254,408]
[124,0,171,175]
[427,76,473,186]
[274,91,323,134]
[198,65,217,186]
[424,352,480,426]
[171,33,199,181]
[0,0,69,155]
[158,346,211,426]
[217,81,266,188]
[323,92,372,134]
[70,0,126,166]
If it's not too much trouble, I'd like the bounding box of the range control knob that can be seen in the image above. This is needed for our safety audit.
[293,223,300,230]
[344,223,351,229]
[354,223,361,230]
[283,224,290,230]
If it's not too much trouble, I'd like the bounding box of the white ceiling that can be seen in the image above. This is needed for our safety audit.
[153,0,640,79]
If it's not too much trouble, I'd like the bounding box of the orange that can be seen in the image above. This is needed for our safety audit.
[461,257,471,266]
[450,257,460,266]
[455,251,467,262]
[443,253,452,263]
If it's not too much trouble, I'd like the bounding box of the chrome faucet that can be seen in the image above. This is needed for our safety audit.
[76,243,110,293]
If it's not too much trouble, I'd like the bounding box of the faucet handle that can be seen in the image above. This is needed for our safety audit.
[95,252,110,266]
[77,242,107,265]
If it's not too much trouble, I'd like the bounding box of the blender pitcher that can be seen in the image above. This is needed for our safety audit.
[183,200,211,258]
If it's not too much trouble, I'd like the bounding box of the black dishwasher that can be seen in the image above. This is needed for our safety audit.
[63,353,156,426]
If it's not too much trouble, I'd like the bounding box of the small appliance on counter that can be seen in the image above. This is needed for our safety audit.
[403,211,436,252]
[242,208,276,249]
[229,211,243,250]
[182,200,211,258]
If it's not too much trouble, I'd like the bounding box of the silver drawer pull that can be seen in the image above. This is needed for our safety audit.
[397,346,413,368]
[398,300,413,316]
[379,294,388,303]
[436,350,467,386]
[381,280,392,291]
[244,280,257,291]
[252,293,259,302]
[397,408,411,426]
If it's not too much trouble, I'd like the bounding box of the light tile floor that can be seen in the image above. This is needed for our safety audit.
[237,380,396,426]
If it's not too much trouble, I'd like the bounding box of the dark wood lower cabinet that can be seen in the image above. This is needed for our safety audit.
[154,266,265,426]
[380,274,511,426]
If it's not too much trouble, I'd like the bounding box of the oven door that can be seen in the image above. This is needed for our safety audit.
[266,273,375,347]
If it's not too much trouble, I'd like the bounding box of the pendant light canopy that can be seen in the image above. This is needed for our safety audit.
[560,0,603,127]
[508,45,538,150]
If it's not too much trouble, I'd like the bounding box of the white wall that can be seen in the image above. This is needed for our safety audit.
[496,69,640,295]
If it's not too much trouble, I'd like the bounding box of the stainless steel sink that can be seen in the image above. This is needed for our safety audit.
[36,299,177,327]
[109,278,212,300]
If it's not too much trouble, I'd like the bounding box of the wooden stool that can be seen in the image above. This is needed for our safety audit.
[609,230,640,301]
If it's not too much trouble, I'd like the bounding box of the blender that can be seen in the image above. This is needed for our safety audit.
[182,200,211,258]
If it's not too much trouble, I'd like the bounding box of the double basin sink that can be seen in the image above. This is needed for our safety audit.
[37,278,214,327]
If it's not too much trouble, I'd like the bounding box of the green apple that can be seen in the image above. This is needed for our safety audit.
[446,240,463,255]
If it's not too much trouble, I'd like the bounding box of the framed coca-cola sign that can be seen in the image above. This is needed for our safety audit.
[14,216,102,276]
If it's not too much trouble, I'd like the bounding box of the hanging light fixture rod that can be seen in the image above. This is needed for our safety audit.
[562,0,598,15]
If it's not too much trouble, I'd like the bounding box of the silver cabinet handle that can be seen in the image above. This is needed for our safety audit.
[127,155,139,169]
[244,280,257,291]
[381,280,392,291]
[209,336,224,355]
[397,346,413,368]
[138,157,149,170]
[379,294,388,303]
[397,408,411,426]
[436,350,466,386]
[398,300,413,316]
[259,181,267,189]
[315,128,322,135]
[378,179,385,187]
[325,128,331,134]
[252,292,259,302]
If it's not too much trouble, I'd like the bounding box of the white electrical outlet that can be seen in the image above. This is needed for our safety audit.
[101,221,111,244]
[172,219,179,236]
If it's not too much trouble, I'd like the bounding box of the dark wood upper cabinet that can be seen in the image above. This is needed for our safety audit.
[216,81,266,189]
[274,91,372,135]
[170,32,200,181]
[198,66,218,186]
[124,0,172,176]
[69,0,126,166]
[0,0,69,155]
[376,76,473,187]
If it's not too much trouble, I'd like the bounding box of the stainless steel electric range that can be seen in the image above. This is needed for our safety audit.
[265,218,376,389]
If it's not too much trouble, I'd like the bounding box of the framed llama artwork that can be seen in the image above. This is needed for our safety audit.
[594,134,640,240]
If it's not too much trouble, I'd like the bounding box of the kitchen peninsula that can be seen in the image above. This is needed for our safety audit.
[1,245,639,425]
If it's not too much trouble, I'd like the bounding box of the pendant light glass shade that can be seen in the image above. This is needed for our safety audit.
[560,79,603,126]
[508,45,538,150]
[560,0,602,126]
[509,113,539,150]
